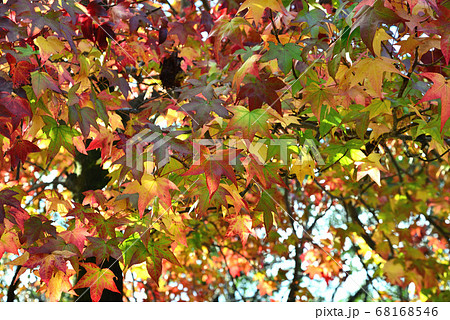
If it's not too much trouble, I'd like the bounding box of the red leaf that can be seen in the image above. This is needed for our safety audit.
[23,253,68,285]
[96,22,116,50]
[0,93,32,130]
[182,146,240,197]
[59,223,90,252]
[419,72,450,131]
[0,189,24,224]
[6,53,34,88]
[72,262,120,302]
[6,138,41,169]
[87,0,108,17]
[237,77,285,115]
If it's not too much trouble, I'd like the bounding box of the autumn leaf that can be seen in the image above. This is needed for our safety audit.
[340,57,403,98]
[59,223,90,252]
[383,259,405,286]
[182,146,239,197]
[68,104,99,138]
[23,252,69,285]
[0,222,20,257]
[123,173,179,216]
[0,93,32,130]
[46,269,74,302]
[351,0,403,56]
[225,214,255,245]
[237,76,286,115]
[238,0,285,25]
[6,53,34,88]
[233,54,260,89]
[34,36,65,62]
[290,152,315,183]
[224,106,271,140]
[72,263,120,302]
[298,83,338,120]
[418,72,450,131]
[261,42,303,74]
[84,237,122,265]
[146,235,181,284]
[355,153,386,186]
[6,138,41,170]
[31,71,63,98]
[0,189,24,224]
[42,116,80,159]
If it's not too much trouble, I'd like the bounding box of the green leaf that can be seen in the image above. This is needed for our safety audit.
[225,106,272,140]
[42,116,80,158]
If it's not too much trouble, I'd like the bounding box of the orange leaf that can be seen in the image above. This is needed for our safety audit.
[123,174,178,217]
[71,263,120,302]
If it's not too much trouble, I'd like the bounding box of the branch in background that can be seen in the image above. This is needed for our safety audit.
[7,265,21,302]
[216,244,247,302]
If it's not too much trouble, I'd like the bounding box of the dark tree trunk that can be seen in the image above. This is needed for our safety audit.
[67,148,124,302]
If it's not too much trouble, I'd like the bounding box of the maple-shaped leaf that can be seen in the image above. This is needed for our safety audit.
[0,93,32,130]
[21,216,57,245]
[34,36,65,62]
[242,154,267,188]
[263,162,288,188]
[6,53,34,88]
[261,42,303,74]
[42,116,80,159]
[299,83,338,120]
[182,146,239,197]
[383,259,405,286]
[123,174,179,217]
[120,233,149,268]
[290,152,315,183]
[340,57,403,98]
[0,189,24,224]
[418,72,450,131]
[146,235,181,284]
[84,237,122,265]
[238,0,285,25]
[6,138,40,170]
[224,106,271,140]
[0,223,20,258]
[75,209,125,239]
[181,97,230,130]
[31,71,62,98]
[46,269,74,302]
[85,126,119,163]
[187,179,231,217]
[59,223,90,252]
[68,104,99,138]
[350,0,403,56]
[237,76,286,115]
[225,214,255,245]
[71,262,120,302]
[23,252,68,285]
[355,153,386,186]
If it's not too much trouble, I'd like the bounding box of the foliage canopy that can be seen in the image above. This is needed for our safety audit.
[0,0,449,302]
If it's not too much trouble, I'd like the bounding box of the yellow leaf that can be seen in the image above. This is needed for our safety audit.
[340,57,403,98]
[383,260,405,286]
[372,28,391,57]
[290,152,315,183]
[34,36,65,61]
[238,0,285,25]
[233,54,260,89]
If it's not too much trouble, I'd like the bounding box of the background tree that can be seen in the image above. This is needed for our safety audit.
[0,0,449,302]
